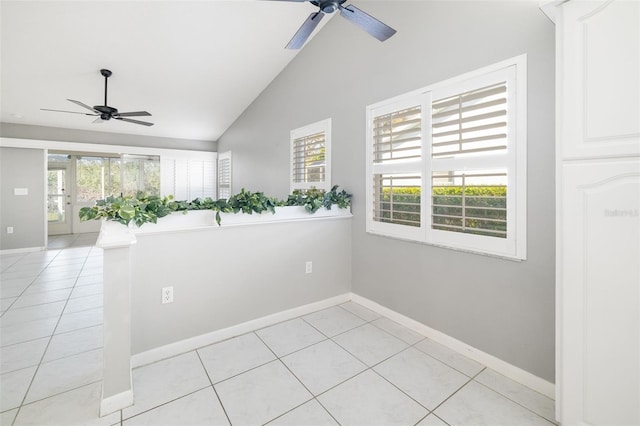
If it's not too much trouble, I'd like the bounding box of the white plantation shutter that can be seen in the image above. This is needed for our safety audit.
[428,64,519,257]
[366,56,527,259]
[292,132,326,184]
[373,106,422,164]
[432,82,508,157]
[160,156,216,201]
[217,151,232,199]
[290,119,331,192]
[367,96,428,241]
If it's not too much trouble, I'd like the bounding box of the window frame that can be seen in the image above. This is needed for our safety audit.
[365,55,527,260]
[290,118,331,192]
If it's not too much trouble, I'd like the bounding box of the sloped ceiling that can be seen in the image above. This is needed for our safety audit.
[0,0,332,142]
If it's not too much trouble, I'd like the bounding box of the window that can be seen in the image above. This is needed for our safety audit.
[76,156,120,202]
[160,157,215,200]
[76,154,160,202]
[217,151,232,199]
[366,56,527,260]
[290,118,331,192]
[121,155,160,197]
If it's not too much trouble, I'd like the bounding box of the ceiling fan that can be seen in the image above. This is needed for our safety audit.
[281,0,396,49]
[42,69,154,127]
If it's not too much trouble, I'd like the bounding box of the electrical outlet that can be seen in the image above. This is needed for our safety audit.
[7,227,13,234]
[305,261,312,274]
[161,286,174,304]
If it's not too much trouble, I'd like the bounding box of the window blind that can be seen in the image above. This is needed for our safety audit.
[373,173,421,227]
[431,171,507,238]
[217,153,232,200]
[432,82,507,158]
[373,106,422,164]
[292,131,326,184]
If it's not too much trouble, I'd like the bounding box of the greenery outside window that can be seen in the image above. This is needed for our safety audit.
[76,155,159,202]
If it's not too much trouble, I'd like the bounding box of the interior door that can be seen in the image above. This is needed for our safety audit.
[47,165,72,235]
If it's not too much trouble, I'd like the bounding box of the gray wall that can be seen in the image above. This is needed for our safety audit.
[0,123,217,152]
[0,147,46,250]
[218,1,556,381]
[129,216,351,354]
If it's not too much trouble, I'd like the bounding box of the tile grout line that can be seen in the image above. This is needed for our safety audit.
[422,366,488,424]
[11,246,95,425]
[471,378,558,425]
[252,328,342,426]
[194,349,233,426]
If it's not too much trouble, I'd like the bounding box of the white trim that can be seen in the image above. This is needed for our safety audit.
[0,246,45,255]
[131,293,351,368]
[0,137,216,160]
[99,389,133,417]
[350,292,555,399]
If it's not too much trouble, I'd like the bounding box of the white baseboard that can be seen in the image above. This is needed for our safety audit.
[0,246,45,255]
[350,292,555,399]
[131,293,351,368]
[100,389,133,417]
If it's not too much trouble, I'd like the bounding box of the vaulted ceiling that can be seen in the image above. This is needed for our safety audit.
[0,1,333,142]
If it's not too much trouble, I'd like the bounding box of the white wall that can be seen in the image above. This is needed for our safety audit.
[218,1,556,382]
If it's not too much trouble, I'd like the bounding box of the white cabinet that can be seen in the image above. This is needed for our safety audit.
[544,0,640,424]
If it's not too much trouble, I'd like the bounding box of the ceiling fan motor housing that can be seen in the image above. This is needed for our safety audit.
[311,0,346,14]
[94,105,118,115]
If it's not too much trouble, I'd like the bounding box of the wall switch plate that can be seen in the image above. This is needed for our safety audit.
[7,227,13,234]
[161,286,174,304]
[305,261,312,274]
[13,188,28,196]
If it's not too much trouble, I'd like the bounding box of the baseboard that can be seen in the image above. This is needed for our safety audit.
[350,292,555,399]
[100,389,133,417]
[131,293,351,368]
[0,246,45,255]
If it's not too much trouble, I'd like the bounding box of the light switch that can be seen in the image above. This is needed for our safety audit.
[14,188,28,196]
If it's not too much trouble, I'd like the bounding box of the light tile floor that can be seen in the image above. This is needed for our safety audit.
[1,233,557,426]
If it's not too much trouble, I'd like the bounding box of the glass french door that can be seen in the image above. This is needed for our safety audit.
[47,165,72,235]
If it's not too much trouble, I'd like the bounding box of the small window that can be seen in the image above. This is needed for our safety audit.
[290,118,331,192]
[217,151,232,200]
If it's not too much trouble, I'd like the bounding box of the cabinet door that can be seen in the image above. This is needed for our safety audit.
[560,159,639,426]
[559,0,639,160]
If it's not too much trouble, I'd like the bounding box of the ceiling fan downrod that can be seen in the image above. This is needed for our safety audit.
[100,69,111,107]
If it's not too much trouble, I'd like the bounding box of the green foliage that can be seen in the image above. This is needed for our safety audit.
[227,188,280,215]
[78,185,352,227]
[79,193,176,227]
[377,185,507,234]
[286,185,352,213]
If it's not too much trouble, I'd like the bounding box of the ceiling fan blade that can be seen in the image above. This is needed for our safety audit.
[67,99,99,113]
[115,117,154,127]
[286,11,324,49]
[114,111,152,117]
[41,108,97,116]
[339,4,396,41]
